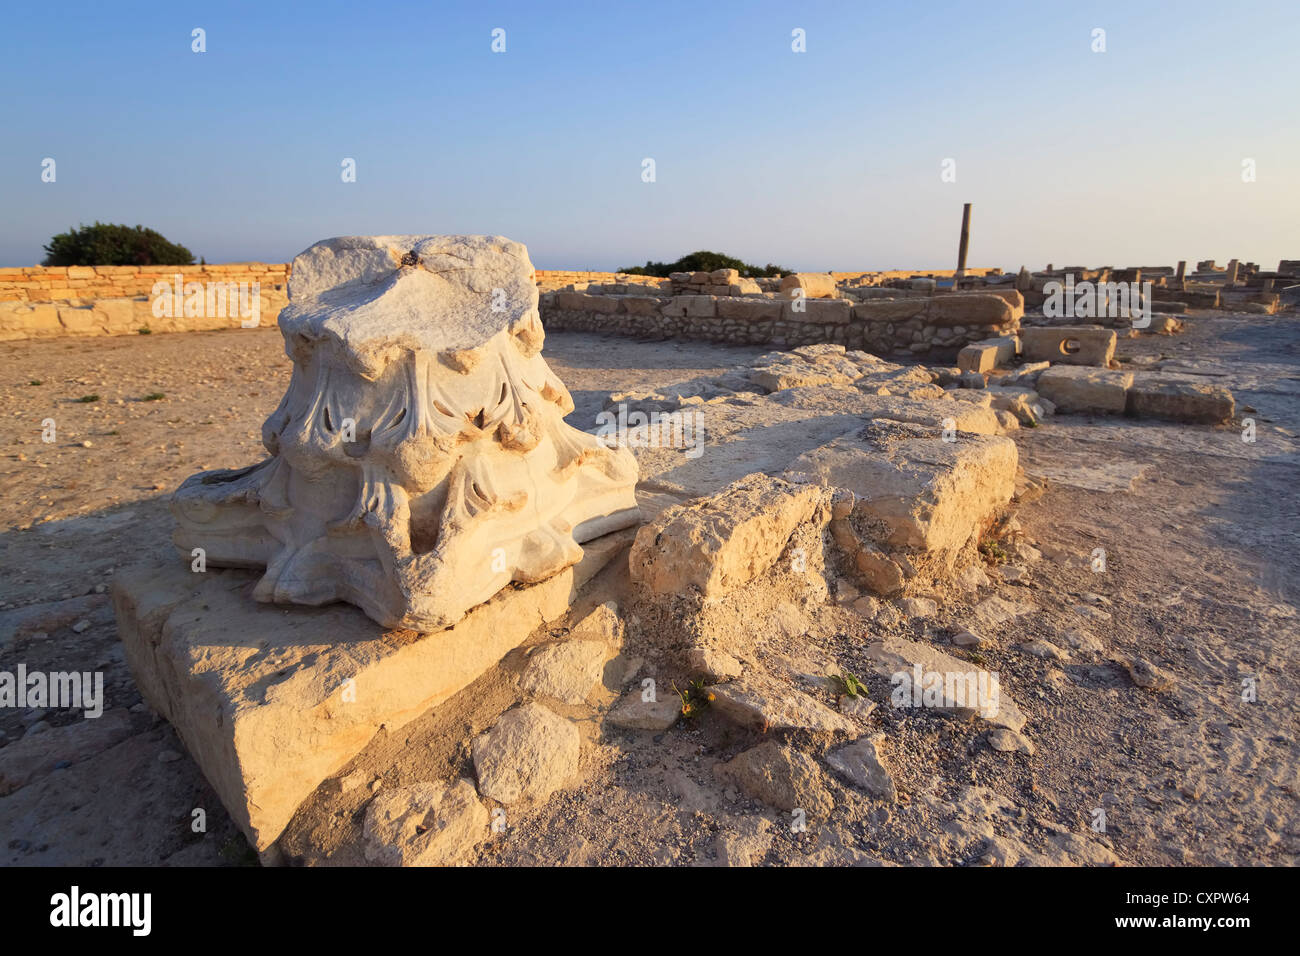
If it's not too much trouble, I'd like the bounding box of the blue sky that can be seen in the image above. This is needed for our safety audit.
[1,0,1296,270]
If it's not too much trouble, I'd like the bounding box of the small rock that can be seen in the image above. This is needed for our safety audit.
[825,734,897,802]
[712,818,773,867]
[606,687,681,731]
[567,601,622,643]
[1012,542,1042,563]
[1075,604,1112,622]
[687,646,743,682]
[158,749,182,763]
[339,770,369,794]
[362,779,488,867]
[71,620,91,634]
[900,597,937,619]
[951,628,983,648]
[954,564,990,592]
[986,728,1036,754]
[838,694,877,719]
[1125,656,1173,692]
[708,673,856,734]
[519,640,609,704]
[974,594,1036,627]
[851,595,880,618]
[472,702,579,805]
[1059,628,1103,656]
[715,741,833,817]
[1016,639,1066,661]
[80,440,93,448]
[24,721,50,738]
[996,566,1028,584]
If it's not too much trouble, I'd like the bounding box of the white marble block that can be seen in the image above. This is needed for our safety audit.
[171,235,640,630]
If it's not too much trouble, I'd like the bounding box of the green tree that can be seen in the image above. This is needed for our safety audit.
[42,222,195,267]
[619,250,787,278]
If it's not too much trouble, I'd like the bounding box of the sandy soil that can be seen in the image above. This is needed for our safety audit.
[0,316,1296,866]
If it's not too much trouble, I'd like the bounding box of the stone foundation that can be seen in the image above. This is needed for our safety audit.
[541,291,1019,359]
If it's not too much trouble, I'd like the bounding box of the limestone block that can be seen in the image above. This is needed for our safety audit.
[629,473,829,599]
[926,294,1015,329]
[957,344,998,374]
[717,297,782,321]
[622,295,665,315]
[787,420,1017,557]
[1125,378,1234,424]
[170,235,640,632]
[956,289,1024,321]
[664,294,716,318]
[112,535,626,851]
[779,273,837,299]
[852,299,928,324]
[1020,327,1116,366]
[1036,366,1133,414]
[783,298,852,325]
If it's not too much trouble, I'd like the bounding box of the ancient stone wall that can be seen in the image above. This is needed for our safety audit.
[0,264,290,341]
[533,270,667,292]
[540,290,1019,358]
[0,263,287,303]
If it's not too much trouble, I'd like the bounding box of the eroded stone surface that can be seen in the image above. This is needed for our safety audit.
[171,235,640,632]
[362,779,487,866]
[112,533,626,850]
[471,702,579,805]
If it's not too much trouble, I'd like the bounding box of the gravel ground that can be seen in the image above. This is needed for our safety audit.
[0,315,1296,866]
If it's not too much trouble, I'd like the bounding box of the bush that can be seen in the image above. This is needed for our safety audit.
[619,250,787,278]
[42,222,195,267]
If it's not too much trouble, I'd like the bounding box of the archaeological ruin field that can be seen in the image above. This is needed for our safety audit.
[1,242,1296,877]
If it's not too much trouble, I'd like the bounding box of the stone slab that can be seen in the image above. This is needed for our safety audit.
[1020,327,1116,367]
[1036,366,1133,414]
[112,528,633,851]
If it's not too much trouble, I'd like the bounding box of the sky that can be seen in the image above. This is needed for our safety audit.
[1,0,1296,272]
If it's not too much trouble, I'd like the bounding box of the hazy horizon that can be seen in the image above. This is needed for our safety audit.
[2,0,1296,272]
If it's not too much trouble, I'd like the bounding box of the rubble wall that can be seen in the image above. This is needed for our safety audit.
[0,264,290,341]
[540,291,1019,358]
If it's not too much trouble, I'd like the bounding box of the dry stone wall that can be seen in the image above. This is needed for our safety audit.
[0,264,289,340]
[540,289,1019,358]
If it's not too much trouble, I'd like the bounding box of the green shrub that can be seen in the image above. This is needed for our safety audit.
[42,222,195,267]
[619,250,787,278]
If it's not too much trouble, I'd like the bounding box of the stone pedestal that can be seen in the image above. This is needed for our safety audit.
[113,529,632,851]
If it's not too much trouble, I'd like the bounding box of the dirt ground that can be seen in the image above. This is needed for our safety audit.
[1,315,1297,866]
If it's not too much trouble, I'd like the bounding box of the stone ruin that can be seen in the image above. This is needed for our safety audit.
[170,235,640,631]
[110,234,1244,864]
